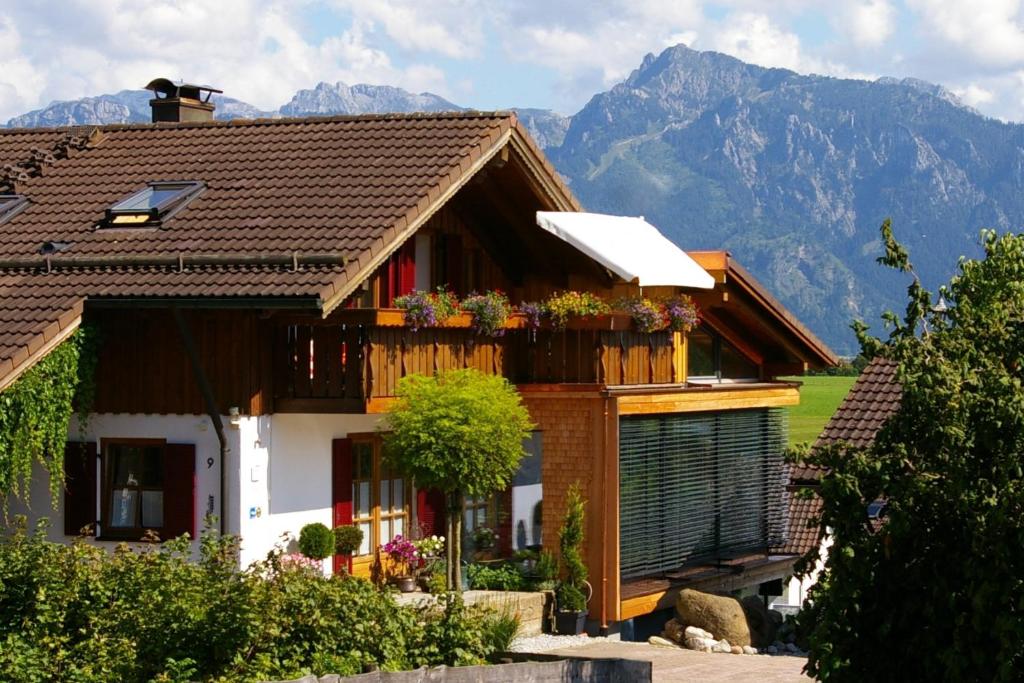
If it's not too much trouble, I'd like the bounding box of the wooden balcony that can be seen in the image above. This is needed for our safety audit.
[273,310,682,412]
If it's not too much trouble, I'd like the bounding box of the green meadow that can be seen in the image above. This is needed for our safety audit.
[782,375,857,447]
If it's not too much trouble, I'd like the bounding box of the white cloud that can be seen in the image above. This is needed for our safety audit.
[0,0,454,121]
[952,83,995,108]
[842,0,896,47]
[909,0,1024,66]
[708,12,808,71]
[5,0,1024,123]
[330,0,485,59]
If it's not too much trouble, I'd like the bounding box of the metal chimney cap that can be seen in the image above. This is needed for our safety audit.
[145,78,223,102]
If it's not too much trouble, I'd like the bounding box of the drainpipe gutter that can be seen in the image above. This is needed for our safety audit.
[172,306,228,535]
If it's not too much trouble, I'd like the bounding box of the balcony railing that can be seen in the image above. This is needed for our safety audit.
[273,310,681,411]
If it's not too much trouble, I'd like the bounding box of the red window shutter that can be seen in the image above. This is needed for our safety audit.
[63,441,97,536]
[332,438,354,574]
[417,487,447,538]
[398,240,416,298]
[162,443,196,540]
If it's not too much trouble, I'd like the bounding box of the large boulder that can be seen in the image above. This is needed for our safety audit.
[675,589,777,648]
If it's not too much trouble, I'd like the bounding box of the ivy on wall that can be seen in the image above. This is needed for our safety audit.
[0,326,98,507]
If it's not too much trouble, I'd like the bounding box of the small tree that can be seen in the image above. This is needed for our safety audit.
[556,482,588,613]
[383,369,533,591]
[797,223,1024,680]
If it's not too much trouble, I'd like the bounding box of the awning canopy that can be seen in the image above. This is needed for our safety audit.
[536,211,715,289]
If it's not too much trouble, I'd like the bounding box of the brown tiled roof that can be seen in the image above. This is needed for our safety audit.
[790,357,901,482]
[780,357,901,555]
[0,112,578,390]
[775,489,823,555]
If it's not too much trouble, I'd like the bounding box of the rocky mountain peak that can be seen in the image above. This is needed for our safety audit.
[279,81,461,116]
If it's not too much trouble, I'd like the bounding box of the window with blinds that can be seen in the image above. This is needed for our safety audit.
[619,409,788,580]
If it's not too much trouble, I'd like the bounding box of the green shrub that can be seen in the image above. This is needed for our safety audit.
[534,550,558,581]
[298,522,335,560]
[466,562,525,591]
[424,571,448,595]
[406,593,488,667]
[555,582,586,613]
[557,483,588,613]
[0,517,501,682]
[333,525,364,555]
[479,606,520,654]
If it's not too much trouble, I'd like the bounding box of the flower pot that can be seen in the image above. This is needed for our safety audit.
[555,610,587,635]
[395,576,416,593]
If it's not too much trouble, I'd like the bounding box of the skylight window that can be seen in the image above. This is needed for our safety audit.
[104,181,204,227]
[0,194,29,225]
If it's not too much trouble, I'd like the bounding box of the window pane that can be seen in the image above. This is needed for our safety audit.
[141,447,163,486]
[393,479,404,509]
[109,489,138,527]
[687,328,715,376]
[380,479,390,511]
[358,522,372,555]
[393,516,404,539]
[355,444,372,478]
[721,340,759,379]
[141,491,164,527]
[358,481,371,518]
[111,448,143,486]
[112,184,191,211]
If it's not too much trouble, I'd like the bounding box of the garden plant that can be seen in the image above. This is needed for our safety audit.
[383,369,533,591]
[796,221,1024,681]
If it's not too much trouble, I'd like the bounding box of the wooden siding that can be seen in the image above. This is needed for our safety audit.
[90,309,272,416]
[272,321,680,409]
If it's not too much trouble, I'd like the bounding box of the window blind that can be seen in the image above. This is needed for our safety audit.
[619,409,788,580]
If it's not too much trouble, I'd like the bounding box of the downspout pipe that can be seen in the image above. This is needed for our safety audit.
[172,306,228,535]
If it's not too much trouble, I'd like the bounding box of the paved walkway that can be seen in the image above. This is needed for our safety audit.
[547,642,809,682]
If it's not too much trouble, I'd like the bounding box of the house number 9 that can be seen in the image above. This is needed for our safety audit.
[206,457,215,469]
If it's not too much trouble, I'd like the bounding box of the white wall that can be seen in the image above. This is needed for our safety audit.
[238,412,384,569]
[771,532,832,611]
[9,413,230,557]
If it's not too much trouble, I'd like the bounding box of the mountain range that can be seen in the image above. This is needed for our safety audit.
[10,46,1024,354]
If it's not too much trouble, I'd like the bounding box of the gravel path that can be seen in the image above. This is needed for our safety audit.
[509,633,631,653]
[511,636,808,682]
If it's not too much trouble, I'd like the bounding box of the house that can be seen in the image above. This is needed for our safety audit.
[773,356,900,610]
[2,79,836,634]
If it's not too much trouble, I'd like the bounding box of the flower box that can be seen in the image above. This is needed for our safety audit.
[335,309,637,332]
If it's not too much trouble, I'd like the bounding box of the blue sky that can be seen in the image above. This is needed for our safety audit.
[2,1,1023,122]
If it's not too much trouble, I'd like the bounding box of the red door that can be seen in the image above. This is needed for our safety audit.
[331,438,353,574]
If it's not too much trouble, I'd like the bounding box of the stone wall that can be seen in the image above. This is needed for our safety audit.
[266,656,652,682]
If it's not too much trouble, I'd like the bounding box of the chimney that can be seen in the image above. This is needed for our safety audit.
[144,78,222,123]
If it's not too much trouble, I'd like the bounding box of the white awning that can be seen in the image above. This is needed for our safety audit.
[536,211,715,289]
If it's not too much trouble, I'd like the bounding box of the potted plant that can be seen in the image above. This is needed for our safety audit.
[461,290,511,337]
[381,534,419,592]
[332,525,363,573]
[412,535,446,591]
[544,291,610,330]
[297,522,335,572]
[555,483,590,635]
[393,287,460,331]
[470,525,498,559]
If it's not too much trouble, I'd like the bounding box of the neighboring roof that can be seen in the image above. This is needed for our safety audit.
[775,491,823,556]
[0,112,579,390]
[781,357,901,555]
[790,357,901,482]
[688,250,838,369]
[535,212,715,289]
